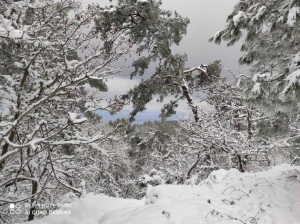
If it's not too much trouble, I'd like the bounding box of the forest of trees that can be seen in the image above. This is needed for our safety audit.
[0,0,299,223]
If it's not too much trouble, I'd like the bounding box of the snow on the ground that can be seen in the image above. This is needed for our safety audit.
[19,194,143,224]
[22,164,300,224]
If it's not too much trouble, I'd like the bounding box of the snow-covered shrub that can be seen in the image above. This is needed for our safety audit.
[127,75,288,188]
[139,169,166,187]
[134,169,166,199]
[211,0,300,163]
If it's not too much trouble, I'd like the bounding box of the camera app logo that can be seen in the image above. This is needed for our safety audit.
[10,203,21,214]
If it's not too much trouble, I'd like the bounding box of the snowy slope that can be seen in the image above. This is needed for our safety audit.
[21,164,300,224]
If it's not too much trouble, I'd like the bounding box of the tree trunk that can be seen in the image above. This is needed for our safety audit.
[0,104,20,170]
[0,131,15,170]
[233,109,240,131]
[28,181,38,221]
[181,79,200,123]
[187,158,200,179]
[237,154,245,173]
[247,109,252,139]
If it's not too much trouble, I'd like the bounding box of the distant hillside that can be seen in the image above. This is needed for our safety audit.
[96,110,186,124]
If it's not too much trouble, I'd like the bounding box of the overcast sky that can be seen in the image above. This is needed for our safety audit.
[82,0,242,121]
[160,0,241,69]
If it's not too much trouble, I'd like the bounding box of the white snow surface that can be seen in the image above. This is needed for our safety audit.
[287,7,300,27]
[251,82,261,96]
[251,6,266,23]
[20,164,300,224]
[283,69,300,94]
[0,15,28,39]
[19,194,143,224]
[68,112,87,124]
[232,11,248,27]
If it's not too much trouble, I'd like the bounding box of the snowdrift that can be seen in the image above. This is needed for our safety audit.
[21,164,300,224]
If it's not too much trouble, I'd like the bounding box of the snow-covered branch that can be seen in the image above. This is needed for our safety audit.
[183,65,211,82]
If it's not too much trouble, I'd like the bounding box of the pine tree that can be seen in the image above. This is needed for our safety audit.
[210,0,300,163]
[96,0,211,122]
[210,0,300,112]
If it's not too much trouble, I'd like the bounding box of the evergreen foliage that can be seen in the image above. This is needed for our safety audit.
[210,0,300,111]
[96,0,211,122]
[210,0,300,163]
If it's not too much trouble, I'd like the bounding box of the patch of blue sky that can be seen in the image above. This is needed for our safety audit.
[96,110,186,124]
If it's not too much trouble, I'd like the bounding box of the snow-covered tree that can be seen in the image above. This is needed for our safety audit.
[96,0,211,122]
[210,0,300,163]
[210,0,300,113]
[128,118,178,172]
[131,75,279,187]
[0,0,133,221]
[69,119,136,199]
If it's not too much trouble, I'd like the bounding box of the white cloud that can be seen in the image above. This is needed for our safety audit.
[105,76,140,98]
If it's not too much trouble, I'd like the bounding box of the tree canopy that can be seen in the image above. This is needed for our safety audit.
[96,0,212,122]
[210,0,300,112]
